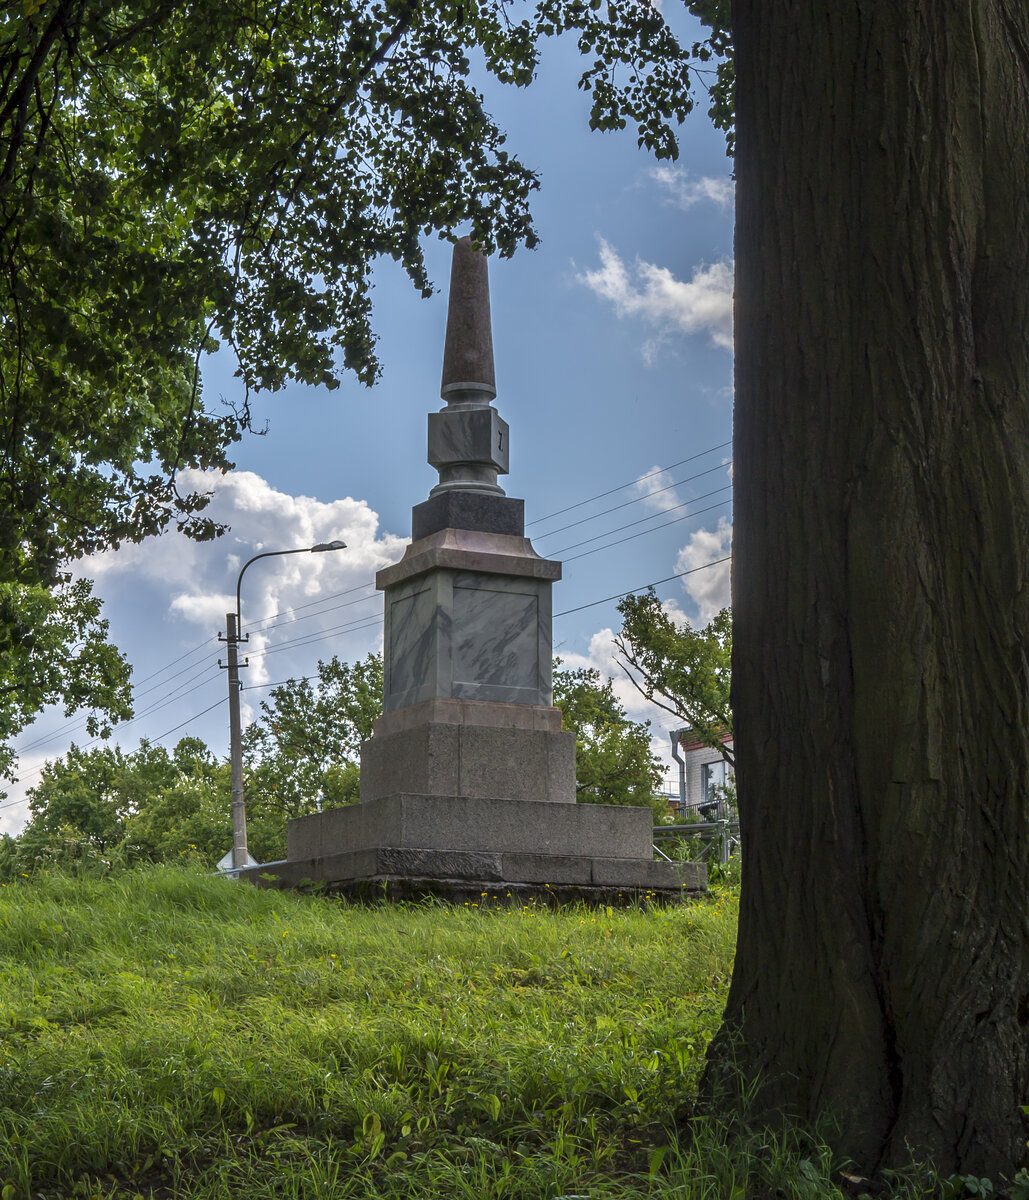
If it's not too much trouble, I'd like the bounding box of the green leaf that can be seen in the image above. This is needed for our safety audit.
[648,1144,668,1178]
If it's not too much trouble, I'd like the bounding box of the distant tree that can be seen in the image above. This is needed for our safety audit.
[553,663,664,813]
[7,736,251,873]
[0,578,132,784]
[615,592,732,764]
[243,653,383,820]
[16,742,137,866]
[122,738,234,865]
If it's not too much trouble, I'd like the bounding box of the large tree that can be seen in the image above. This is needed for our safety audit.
[712,0,1029,1182]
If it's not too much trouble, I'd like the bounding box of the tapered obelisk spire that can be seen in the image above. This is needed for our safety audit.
[440,237,496,401]
[427,237,509,497]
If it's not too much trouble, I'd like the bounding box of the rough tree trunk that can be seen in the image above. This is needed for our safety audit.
[713,0,1029,1179]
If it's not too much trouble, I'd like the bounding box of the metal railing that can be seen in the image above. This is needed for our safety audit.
[653,818,740,866]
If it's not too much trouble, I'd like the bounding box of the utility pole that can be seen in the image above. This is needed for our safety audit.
[218,539,347,874]
[220,612,249,870]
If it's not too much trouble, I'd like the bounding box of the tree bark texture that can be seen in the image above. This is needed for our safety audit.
[718,0,1029,1178]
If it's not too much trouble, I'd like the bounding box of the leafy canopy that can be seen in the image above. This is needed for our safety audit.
[1,0,723,590]
[0,578,132,779]
[616,591,732,764]
[243,652,384,817]
[553,662,664,811]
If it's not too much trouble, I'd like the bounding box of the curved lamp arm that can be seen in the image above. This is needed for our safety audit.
[235,539,347,631]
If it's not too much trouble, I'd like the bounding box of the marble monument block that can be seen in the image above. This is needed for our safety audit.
[379,540,558,711]
[428,405,509,490]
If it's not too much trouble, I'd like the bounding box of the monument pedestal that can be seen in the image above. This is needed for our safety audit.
[245,530,701,900]
[248,793,703,900]
[361,699,575,805]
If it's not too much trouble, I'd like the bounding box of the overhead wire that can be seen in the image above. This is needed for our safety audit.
[549,485,732,557]
[246,579,379,633]
[525,438,732,529]
[562,500,732,564]
[200,435,736,652]
[14,636,220,755]
[10,667,225,784]
[0,549,733,808]
[554,554,733,618]
[532,460,732,543]
[244,616,382,661]
[128,633,219,688]
[144,697,227,746]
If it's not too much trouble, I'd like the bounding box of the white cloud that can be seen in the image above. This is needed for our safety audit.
[579,240,734,353]
[676,517,732,622]
[82,469,407,696]
[651,166,734,210]
[631,466,683,514]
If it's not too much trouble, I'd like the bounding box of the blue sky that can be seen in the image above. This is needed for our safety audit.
[3,19,734,834]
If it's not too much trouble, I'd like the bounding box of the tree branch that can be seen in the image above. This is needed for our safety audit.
[0,0,78,197]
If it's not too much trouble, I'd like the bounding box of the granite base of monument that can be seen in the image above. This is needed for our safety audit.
[361,699,575,804]
[241,792,705,902]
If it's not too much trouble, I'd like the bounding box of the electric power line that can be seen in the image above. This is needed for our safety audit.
[526,438,731,529]
[9,673,226,789]
[129,633,218,689]
[550,485,732,557]
[247,587,379,636]
[5,438,735,790]
[554,554,733,618]
[140,697,228,748]
[245,616,383,661]
[246,579,379,633]
[1,551,733,806]
[14,636,220,755]
[562,500,732,564]
[532,460,732,542]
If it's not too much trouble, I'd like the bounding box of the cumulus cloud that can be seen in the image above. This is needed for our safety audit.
[651,166,734,210]
[83,469,407,696]
[631,466,683,514]
[579,240,734,354]
[676,517,732,622]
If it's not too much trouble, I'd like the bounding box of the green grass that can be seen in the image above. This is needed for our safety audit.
[0,868,931,1199]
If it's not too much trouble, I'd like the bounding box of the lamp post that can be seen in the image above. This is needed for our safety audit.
[219,540,347,870]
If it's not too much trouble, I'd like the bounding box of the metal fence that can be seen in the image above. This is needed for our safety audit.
[653,816,740,866]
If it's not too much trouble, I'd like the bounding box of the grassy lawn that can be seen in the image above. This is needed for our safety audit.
[0,868,927,1199]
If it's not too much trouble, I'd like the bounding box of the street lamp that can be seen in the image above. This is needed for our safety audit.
[219,539,347,870]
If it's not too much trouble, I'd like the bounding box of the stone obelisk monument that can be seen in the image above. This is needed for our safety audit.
[248,240,702,901]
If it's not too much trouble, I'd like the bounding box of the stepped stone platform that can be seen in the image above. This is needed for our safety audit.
[242,793,705,902]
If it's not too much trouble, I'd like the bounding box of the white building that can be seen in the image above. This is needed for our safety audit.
[668,729,734,819]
